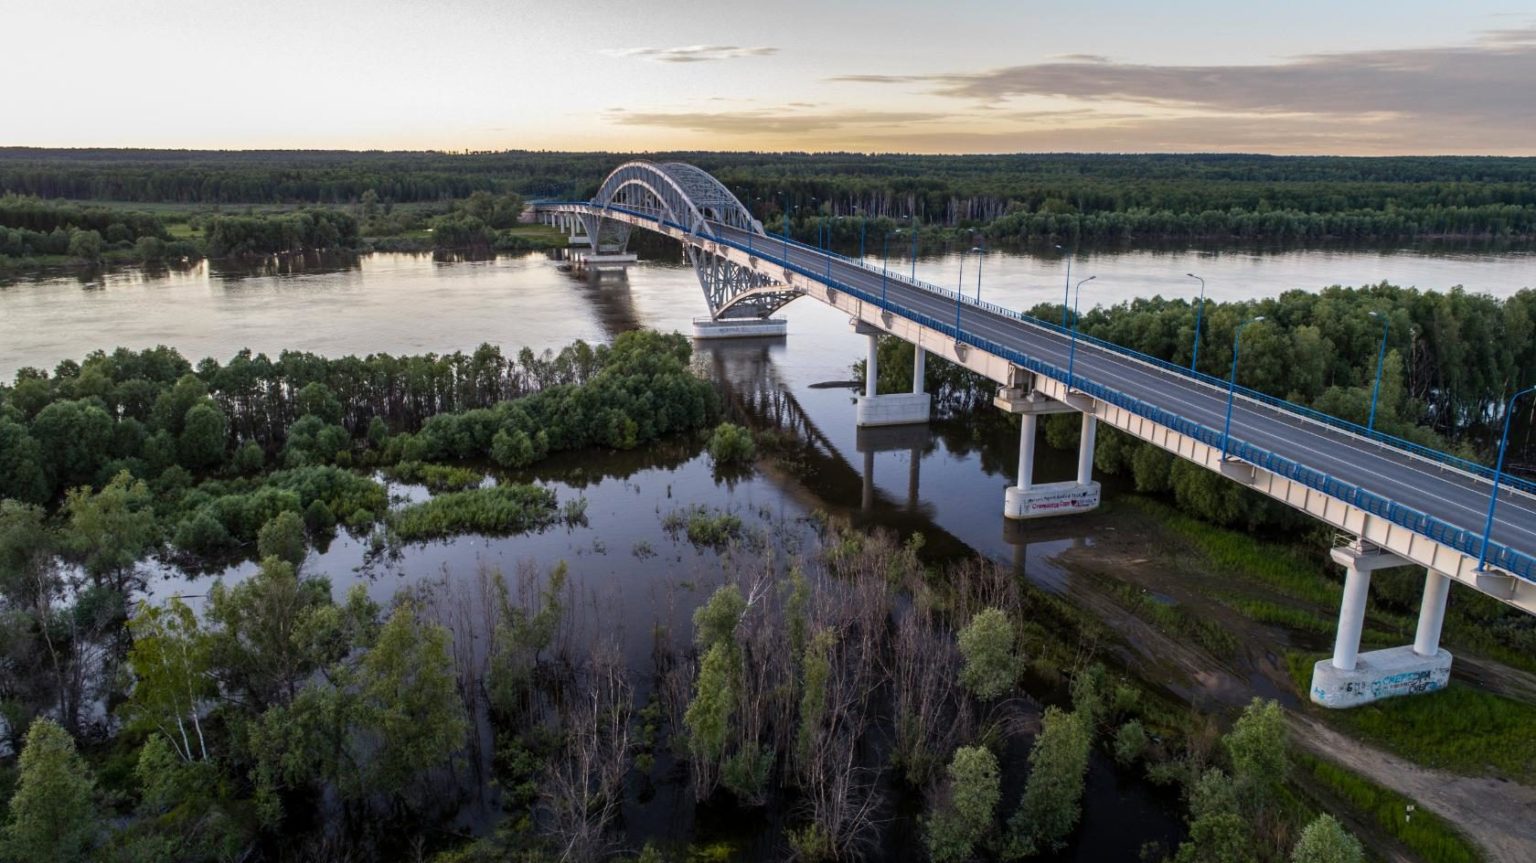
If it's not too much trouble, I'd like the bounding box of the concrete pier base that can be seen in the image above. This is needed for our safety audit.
[1309,645,1452,708]
[573,252,638,270]
[1004,480,1101,519]
[691,318,788,339]
[855,392,932,427]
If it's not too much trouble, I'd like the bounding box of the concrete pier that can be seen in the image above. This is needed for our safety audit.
[995,384,1102,519]
[1309,543,1453,708]
[692,318,788,339]
[852,320,930,427]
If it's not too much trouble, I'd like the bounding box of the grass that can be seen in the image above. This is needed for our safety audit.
[661,505,744,549]
[384,460,485,493]
[1286,651,1536,783]
[1098,577,1240,657]
[388,484,561,541]
[1123,497,1342,606]
[1296,752,1483,863]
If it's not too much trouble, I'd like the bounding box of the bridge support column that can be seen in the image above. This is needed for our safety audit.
[913,348,926,394]
[1076,413,1097,485]
[1413,570,1451,657]
[996,383,1102,519]
[1310,543,1452,708]
[852,321,930,427]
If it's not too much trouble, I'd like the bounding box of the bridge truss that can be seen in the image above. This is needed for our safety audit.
[583,161,804,320]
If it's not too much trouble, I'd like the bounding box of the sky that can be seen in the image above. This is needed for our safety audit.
[5,0,1535,155]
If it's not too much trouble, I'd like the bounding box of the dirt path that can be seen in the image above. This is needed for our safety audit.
[1290,715,1536,863]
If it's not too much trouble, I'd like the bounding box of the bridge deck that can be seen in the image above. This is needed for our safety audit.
[537,203,1536,578]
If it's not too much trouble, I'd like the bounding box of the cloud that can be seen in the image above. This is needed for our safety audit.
[1048,53,1110,63]
[834,26,1536,137]
[607,45,778,63]
[824,73,923,84]
[607,108,951,135]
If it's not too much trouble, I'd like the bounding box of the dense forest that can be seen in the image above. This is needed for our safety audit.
[4,148,1536,245]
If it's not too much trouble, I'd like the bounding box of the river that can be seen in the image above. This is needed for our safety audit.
[4,244,1529,858]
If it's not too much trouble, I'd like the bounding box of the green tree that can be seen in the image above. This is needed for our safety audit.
[958,607,1019,700]
[1174,769,1254,863]
[355,603,467,795]
[124,597,213,762]
[1291,814,1363,863]
[1005,707,1092,857]
[66,228,102,261]
[2,718,97,863]
[693,584,746,651]
[204,557,340,707]
[927,745,1001,863]
[685,641,736,764]
[1225,698,1288,804]
[796,628,835,767]
[178,401,228,469]
[256,510,308,569]
[62,470,157,589]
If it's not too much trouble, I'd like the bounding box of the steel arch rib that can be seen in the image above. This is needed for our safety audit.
[589,161,787,319]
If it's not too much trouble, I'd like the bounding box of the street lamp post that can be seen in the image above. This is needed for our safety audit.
[1057,244,1073,327]
[1187,273,1206,372]
[909,217,919,280]
[1221,316,1266,459]
[881,231,894,303]
[1066,275,1097,386]
[1479,385,1535,571]
[974,242,985,300]
[1368,310,1391,432]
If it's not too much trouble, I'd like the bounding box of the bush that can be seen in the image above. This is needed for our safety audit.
[958,608,1019,700]
[1290,814,1362,863]
[706,422,756,466]
[388,484,560,541]
[1114,720,1148,767]
[256,511,307,569]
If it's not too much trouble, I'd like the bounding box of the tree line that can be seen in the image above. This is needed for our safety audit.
[0,331,714,509]
[5,149,1536,244]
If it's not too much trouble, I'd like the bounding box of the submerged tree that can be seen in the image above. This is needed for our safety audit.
[926,745,1001,863]
[958,607,1020,700]
[1005,707,1092,857]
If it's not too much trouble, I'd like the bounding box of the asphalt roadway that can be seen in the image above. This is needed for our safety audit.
[705,222,1536,561]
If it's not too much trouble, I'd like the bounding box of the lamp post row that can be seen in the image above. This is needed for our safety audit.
[765,200,1522,579]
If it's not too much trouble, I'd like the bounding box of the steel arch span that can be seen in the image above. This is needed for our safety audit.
[588,161,804,320]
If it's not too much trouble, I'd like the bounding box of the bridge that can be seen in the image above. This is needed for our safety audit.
[535,161,1536,709]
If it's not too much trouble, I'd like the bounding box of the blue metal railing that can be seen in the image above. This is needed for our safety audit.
[560,203,1536,583]
[538,202,1535,498]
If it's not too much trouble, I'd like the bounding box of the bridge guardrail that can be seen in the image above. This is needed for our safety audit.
[541,202,1534,500]
[573,205,1536,584]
